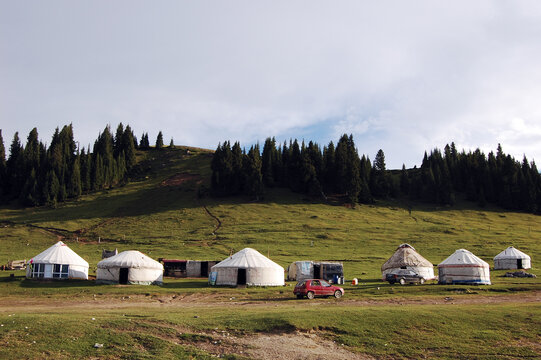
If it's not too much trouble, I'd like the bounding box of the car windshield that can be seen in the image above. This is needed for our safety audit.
[320,280,331,287]
[295,280,306,287]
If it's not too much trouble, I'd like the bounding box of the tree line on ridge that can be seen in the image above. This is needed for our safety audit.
[0,125,168,207]
[211,135,541,213]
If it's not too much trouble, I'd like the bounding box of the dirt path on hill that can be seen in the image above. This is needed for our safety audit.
[1,291,539,312]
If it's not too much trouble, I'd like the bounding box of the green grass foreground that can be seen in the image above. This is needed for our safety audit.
[1,302,539,359]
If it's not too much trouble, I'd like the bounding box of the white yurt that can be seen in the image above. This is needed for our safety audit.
[26,241,89,280]
[210,248,284,286]
[96,250,163,285]
[381,244,435,280]
[494,247,531,270]
[438,249,491,285]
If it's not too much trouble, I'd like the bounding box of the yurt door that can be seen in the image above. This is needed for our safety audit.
[201,262,209,277]
[119,268,129,284]
[237,268,246,285]
[517,259,523,269]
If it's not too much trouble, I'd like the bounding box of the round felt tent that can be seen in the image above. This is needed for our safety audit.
[381,243,435,280]
[26,241,89,280]
[210,248,284,286]
[96,250,163,285]
[438,249,491,285]
[494,246,531,270]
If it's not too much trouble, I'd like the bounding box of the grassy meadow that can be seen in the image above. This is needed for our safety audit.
[0,146,540,359]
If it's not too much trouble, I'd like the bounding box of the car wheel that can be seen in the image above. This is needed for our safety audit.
[419,278,425,284]
[334,290,342,299]
[389,280,395,285]
[307,291,315,300]
[399,278,406,285]
[296,294,303,299]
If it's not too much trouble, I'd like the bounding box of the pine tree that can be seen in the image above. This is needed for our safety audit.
[80,148,91,193]
[243,145,263,199]
[68,156,82,198]
[288,140,302,192]
[262,137,276,187]
[156,131,164,149]
[231,141,243,194]
[45,170,60,207]
[140,133,150,149]
[371,149,390,198]
[400,164,409,195]
[0,130,5,196]
[6,132,23,198]
[121,125,136,170]
[334,135,349,193]
[322,142,335,193]
[114,123,124,157]
[169,138,174,148]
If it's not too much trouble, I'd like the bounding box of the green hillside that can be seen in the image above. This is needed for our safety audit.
[1,146,540,359]
[1,146,539,280]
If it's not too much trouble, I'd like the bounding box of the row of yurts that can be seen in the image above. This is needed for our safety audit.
[25,241,531,286]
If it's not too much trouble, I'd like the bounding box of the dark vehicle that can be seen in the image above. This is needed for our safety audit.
[386,269,425,285]
[294,279,344,299]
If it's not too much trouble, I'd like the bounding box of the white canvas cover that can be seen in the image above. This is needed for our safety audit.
[494,247,531,270]
[96,250,163,285]
[211,248,284,286]
[381,244,435,280]
[287,261,314,281]
[438,249,491,285]
[26,241,89,280]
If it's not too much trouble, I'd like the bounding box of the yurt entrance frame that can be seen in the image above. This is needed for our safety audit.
[119,268,129,284]
[517,259,523,269]
[201,261,209,277]
[237,268,247,285]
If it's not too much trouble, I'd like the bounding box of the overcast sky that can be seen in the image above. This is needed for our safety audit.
[1,1,541,169]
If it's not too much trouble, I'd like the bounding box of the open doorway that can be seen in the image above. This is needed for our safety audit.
[237,268,246,285]
[201,262,209,277]
[313,264,321,279]
[517,259,523,269]
[119,268,129,284]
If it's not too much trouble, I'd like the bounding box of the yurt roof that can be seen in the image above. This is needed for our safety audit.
[493,246,531,260]
[97,250,163,270]
[381,243,432,271]
[213,248,283,270]
[30,241,89,267]
[438,249,489,267]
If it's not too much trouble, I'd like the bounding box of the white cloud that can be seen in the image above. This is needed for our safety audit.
[1,1,541,168]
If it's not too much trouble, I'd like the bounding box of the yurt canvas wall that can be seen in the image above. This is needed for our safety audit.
[26,241,89,280]
[494,247,531,270]
[381,244,435,280]
[97,250,163,285]
[186,260,219,277]
[210,248,284,286]
[438,249,491,285]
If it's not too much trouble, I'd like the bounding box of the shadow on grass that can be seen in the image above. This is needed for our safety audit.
[18,278,100,288]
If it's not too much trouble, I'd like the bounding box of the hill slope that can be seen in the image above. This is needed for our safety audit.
[0,146,539,279]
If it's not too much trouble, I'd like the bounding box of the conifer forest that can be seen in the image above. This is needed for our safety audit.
[0,125,540,214]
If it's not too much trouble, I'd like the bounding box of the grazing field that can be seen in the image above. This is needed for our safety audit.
[0,275,539,359]
[0,147,540,359]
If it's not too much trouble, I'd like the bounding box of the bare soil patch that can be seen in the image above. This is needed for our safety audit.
[236,331,372,360]
[161,173,202,187]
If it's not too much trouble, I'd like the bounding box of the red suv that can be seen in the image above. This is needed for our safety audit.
[294,279,344,299]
